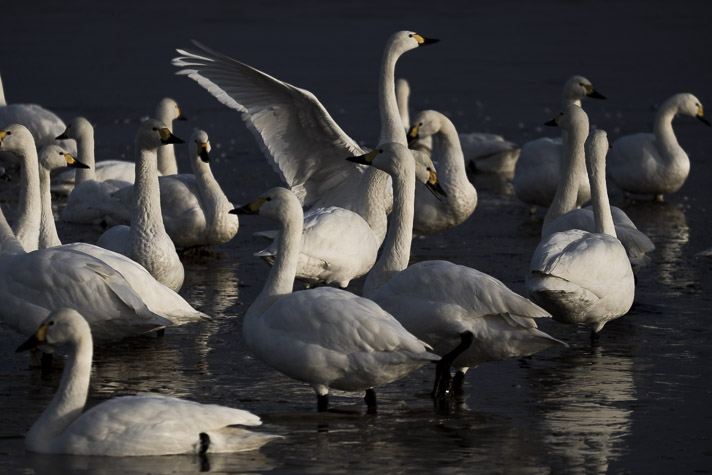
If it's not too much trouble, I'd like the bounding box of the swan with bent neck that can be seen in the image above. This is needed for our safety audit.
[233,152,440,412]
[15,308,279,455]
[351,143,565,398]
[527,128,635,335]
[607,92,710,201]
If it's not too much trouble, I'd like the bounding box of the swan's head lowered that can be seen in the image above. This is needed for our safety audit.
[16,308,91,352]
[346,142,446,199]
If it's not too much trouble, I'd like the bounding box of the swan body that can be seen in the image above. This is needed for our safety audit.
[16,309,278,456]
[352,143,564,395]
[406,110,477,236]
[155,97,186,175]
[607,92,710,201]
[57,117,133,223]
[97,119,185,291]
[97,129,239,249]
[172,31,440,239]
[527,127,635,333]
[235,184,439,411]
[512,75,605,211]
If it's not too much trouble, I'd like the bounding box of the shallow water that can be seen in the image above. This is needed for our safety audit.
[2,0,712,473]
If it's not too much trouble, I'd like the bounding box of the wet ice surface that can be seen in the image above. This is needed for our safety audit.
[2,0,712,473]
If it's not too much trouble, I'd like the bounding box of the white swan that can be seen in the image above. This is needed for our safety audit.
[0,73,77,156]
[405,110,477,236]
[172,31,440,239]
[15,308,279,455]
[97,119,185,291]
[607,92,710,201]
[96,129,239,250]
[155,97,187,175]
[56,117,134,223]
[527,128,635,334]
[233,184,439,412]
[541,104,655,272]
[38,145,90,249]
[396,77,519,174]
[512,75,605,212]
[346,143,565,398]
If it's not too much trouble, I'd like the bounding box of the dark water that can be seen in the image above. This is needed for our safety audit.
[2,0,712,473]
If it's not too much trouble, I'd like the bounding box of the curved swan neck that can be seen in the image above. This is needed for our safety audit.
[653,97,683,159]
[39,164,62,248]
[543,122,588,230]
[14,145,41,251]
[131,147,167,243]
[432,117,467,180]
[363,158,415,298]
[378,42,408,146]
[587,134,616,237]
[0,207,24,254]
[74,129,96,184]
[26,334,92,452]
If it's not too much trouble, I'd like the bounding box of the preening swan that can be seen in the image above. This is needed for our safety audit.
[349,144,564,398]
[233,184,439,412]
[56,117,134,223]
[97,119,185,292]
[607,92,710,201]
[512,75,605,212]
[527,128,635,335]
[96,129,239,250]
[155,97,187,175]
[15,308,279,456]
[172,30,440,239]
[405,110,477,236]
[541,104,655,272]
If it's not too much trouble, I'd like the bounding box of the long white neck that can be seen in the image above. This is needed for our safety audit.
[245,204,302,327]
[653,97,684,161]
[0,74,6,107]
[431,117,468,185]
[13,145,41,251]
[356,168,390,244]
[25,333,92,452]
[39,164,63,248]
[193,158,232,232]
[378,43,408,146]
[130,146,167,250]
[0,206,25,255]
[543,124,588,232]
[587,138,616,237]
[157,144,178,175]
[74,130,96,184]
[363,160,415,298]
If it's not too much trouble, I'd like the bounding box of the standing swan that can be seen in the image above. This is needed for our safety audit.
[16,308,279,455]
[97,129,239,250]
[512,75,605,212]
[406,110,477,236]
[607,92,710,201]
[97,120,185,291]
[349,144,565,398]
[527,129,635,335]
[172,31,440,239]
[233,183,439,412]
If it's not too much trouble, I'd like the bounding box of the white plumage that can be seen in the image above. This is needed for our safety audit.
[16,309,278,456]
[607,92,710,201]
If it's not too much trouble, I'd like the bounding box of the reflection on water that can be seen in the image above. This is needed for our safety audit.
[529,342,636,474]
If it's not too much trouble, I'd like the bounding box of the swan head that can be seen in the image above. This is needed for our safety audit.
[0,123,36,158]
[562,75,606,106]
[16,308,91,352]
[387,31,439,56]
[546,104,589,134]
[669,93,710,126]
[56,116,93,141]
[230,187,302,223]
[39,145,90,172]
[407,110,444,143]
[346,143,447,199]
[137,119,185,150]
[190,129,210,163]
[155,97,187,123]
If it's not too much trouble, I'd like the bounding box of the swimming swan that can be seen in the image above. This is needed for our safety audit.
[527,127,635,334]
[512,75,605,212]
[233,183,439,412]
[97,119,185,291]
[15,308,279,456]
[607,92,710,201]
[155,97,187,175]
[349,143,564,398]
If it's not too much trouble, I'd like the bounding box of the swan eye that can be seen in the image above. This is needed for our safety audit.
[265,197,271,201]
